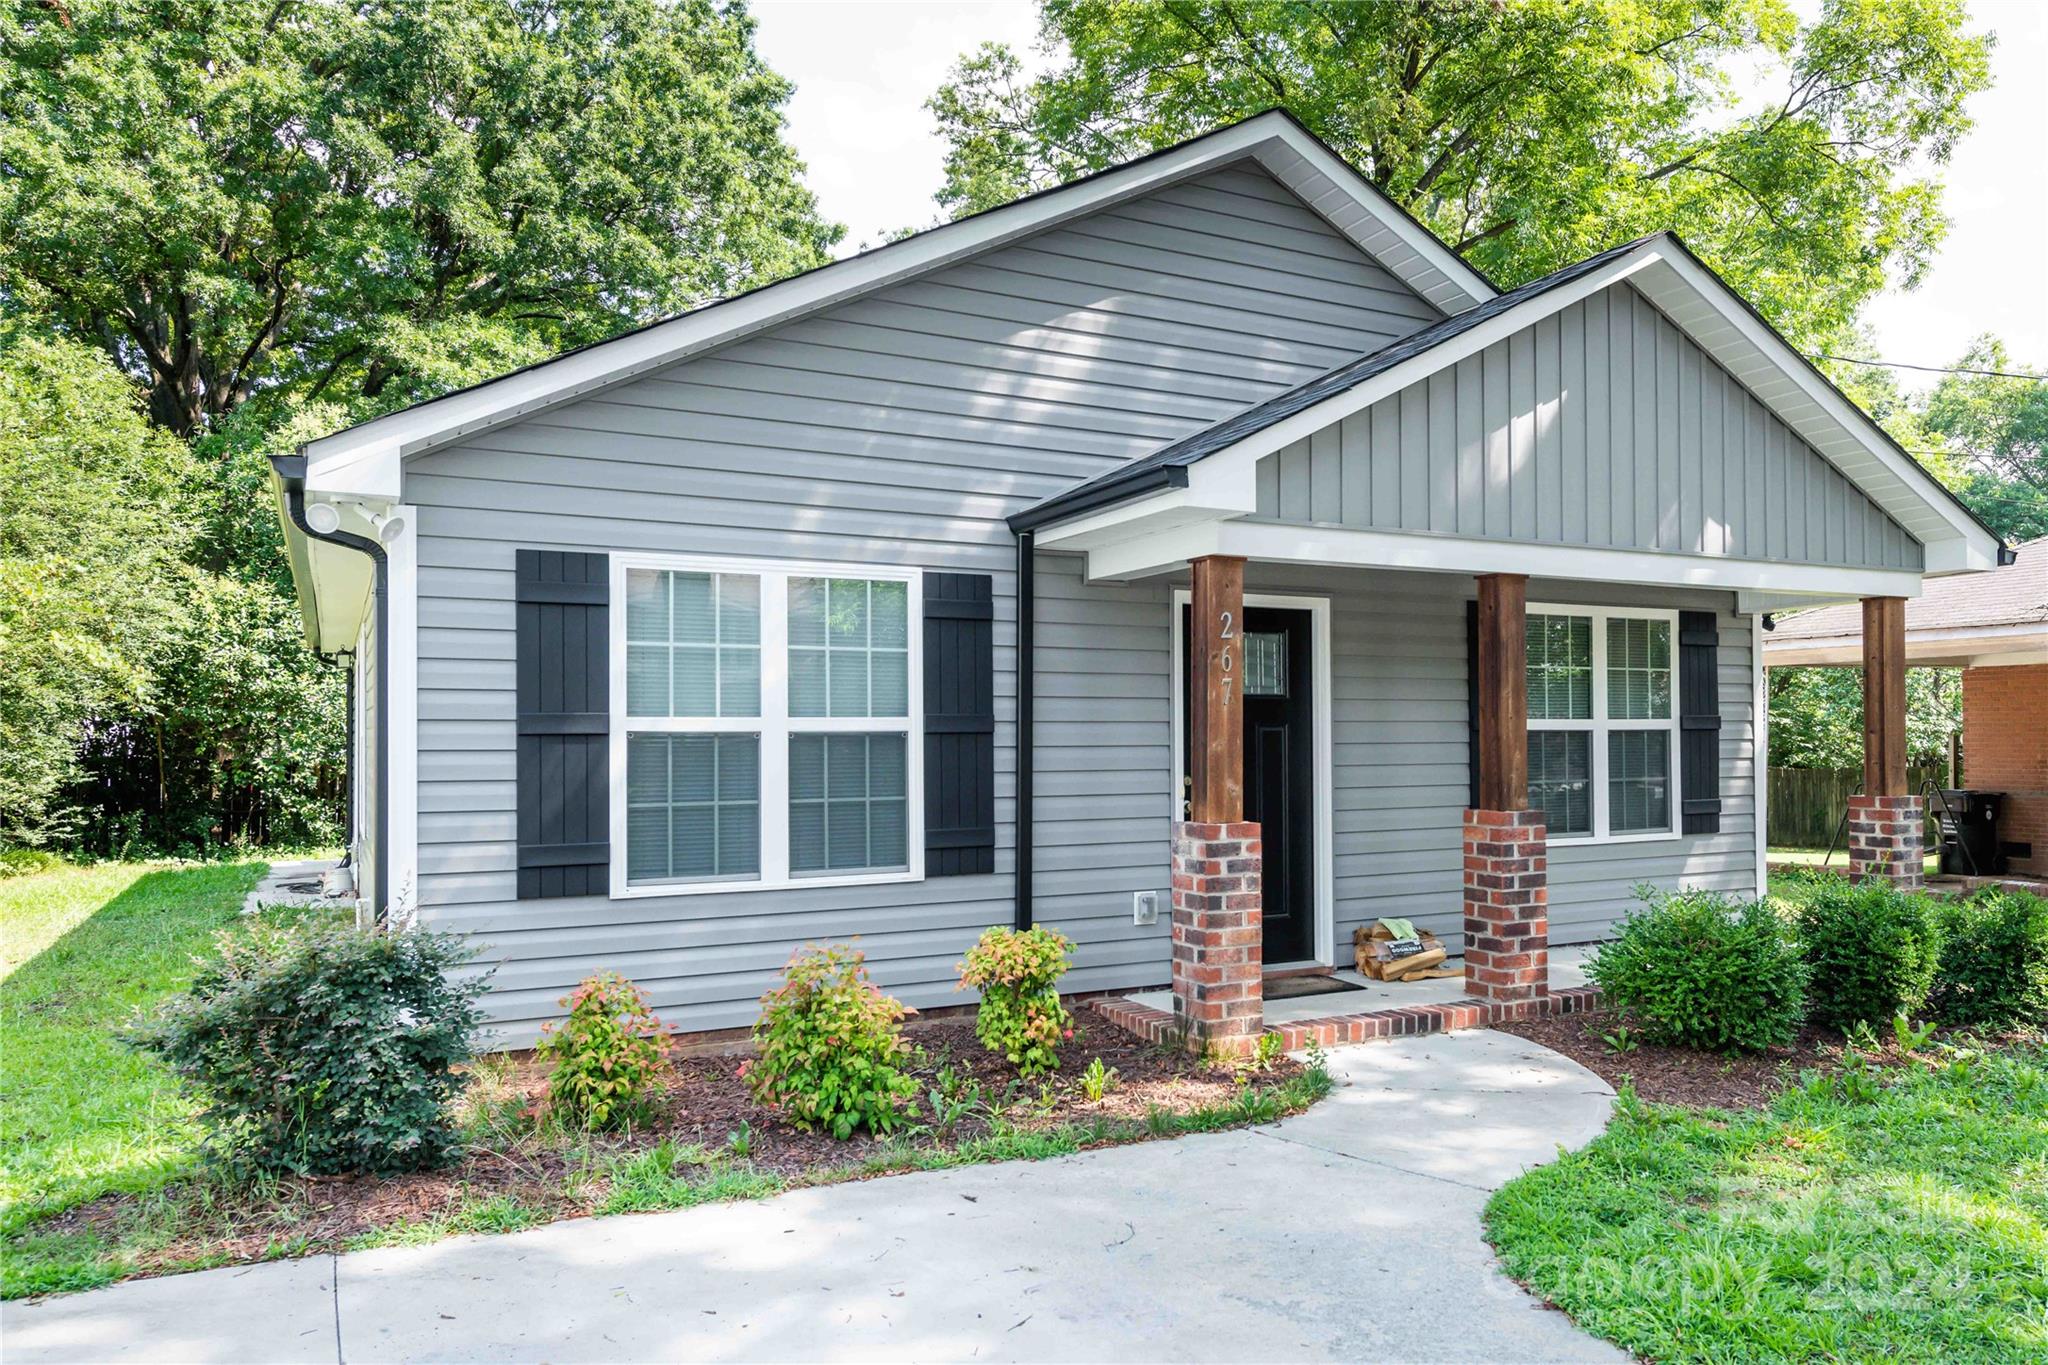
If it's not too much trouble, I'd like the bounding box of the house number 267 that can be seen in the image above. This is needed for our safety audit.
[1216,609,1235,704]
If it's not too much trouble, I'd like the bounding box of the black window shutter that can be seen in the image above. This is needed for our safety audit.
[1678,610,1723,835]
[1465,599,1481,809]
[516,550,610,898]
[924,572,995,876]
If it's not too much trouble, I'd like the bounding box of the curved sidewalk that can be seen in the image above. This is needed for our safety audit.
[8,1030,1624,1364]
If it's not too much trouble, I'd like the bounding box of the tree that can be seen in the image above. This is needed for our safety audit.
[928,0,1991,348]
[1767,665,1959,771]
[1917,337,2048,543]
[3,0,841,435]
[0,333,195,842]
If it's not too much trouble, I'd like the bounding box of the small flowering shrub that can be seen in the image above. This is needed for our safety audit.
[536,972,669,1130]
[134,923,488,1175]
[746,943,917,1138]
[959,925,1074,1076]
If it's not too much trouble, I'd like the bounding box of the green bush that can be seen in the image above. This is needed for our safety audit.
[958,925,1075,1076]
[1795,877,1943,1032]
[745,944,917,1139]
[134,922,488,1175]
[1930,889,2048,1032]
[1587,887,1807,1053]
[537,972,669,1130]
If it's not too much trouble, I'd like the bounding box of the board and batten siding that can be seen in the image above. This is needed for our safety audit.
[1253,281,1922,571]
[404,161,1442,1043]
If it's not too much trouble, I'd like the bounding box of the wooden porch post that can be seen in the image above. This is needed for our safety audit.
[1473,573,1529,811]
[1171,554,1261,1054]
[1861,596,1908,797]
[1188,555,1246,822]
[1465,572,1548,1007]
[1849,596,1923,887]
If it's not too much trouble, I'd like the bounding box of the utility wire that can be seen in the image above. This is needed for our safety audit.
[1812,353,2046,381]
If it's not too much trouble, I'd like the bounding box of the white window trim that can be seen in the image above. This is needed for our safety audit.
[607,552,924,899]
[1527,602,1683,847]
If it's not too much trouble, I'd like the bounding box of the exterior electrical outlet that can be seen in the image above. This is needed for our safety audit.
[1133,890,1159,926]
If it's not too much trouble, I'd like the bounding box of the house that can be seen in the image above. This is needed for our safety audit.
[272,111,2009,1049]
[1764,536,2043,875]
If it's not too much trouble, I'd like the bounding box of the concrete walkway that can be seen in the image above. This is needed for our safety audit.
[7,1031,1624,1364]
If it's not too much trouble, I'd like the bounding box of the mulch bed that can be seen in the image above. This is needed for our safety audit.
[38,1015,1299,1278]
[1494,1008,1864,1110]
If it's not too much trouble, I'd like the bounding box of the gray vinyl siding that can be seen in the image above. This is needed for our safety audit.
[1253,282,1923,570]
[1245,565,1757,951]
[404,162,1440,1045]
[992,560,1759,971]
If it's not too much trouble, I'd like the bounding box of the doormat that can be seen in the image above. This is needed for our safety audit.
[1262,975,1366,1001]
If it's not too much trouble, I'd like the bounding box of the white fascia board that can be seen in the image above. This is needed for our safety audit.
[1249,135,1494,311]
[1735,590,1859,615]
[1035,451,1260,549]
[1087,518,1927,600]
[1639,252,2002,572]
[300,113,1484,499]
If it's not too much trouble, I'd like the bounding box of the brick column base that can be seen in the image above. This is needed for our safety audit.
[1170,821,1262,1055]
[1847,794,1926,889]
[1463,808,1548,1003]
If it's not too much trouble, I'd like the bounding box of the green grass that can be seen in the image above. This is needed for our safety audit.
[1769,845,1941,876]
[1486,1046,2048,1363]
[2,871,1336,1297]
[1,860,266,1294]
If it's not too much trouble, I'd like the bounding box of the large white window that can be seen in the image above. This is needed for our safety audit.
[610,554,921,897]
[1526,604,1680,844]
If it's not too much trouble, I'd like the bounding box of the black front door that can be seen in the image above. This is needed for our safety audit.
[1182,605,1315,964]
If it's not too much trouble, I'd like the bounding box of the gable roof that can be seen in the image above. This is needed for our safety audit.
[1009,235,1655,531]
[1011,232,2010,575]
[294,109,1494,501]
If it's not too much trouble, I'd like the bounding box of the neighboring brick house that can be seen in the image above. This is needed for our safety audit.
[1765,536,2046,876]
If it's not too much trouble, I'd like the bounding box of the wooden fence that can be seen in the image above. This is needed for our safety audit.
[1766,765,1946,849]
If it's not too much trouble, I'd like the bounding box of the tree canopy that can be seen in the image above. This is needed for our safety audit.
[929,0,1991,350]
[3,0,841,435]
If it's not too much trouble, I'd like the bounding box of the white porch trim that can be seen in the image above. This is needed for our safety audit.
[1070,518,1928,600]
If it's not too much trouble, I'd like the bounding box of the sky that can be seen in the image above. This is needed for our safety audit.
[751,0,2048,386]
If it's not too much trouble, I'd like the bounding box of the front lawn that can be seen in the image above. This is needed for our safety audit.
[3,859,1332,1300]
[1487,1041,2048,1362]
[1,860,266,1294]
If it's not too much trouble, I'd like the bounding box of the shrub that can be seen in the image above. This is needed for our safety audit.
[1795,878,1943,1032]
[1930,889,2048,1032]
[537,972,669,1129]
[958,925,1075,1076]
[134,922,488,1175]
[1587,887,1807,1053]
[746,943,917,1139]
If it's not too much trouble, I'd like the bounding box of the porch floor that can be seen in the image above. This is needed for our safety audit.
[1121,944,1596,1025]
[1095,946,1603,1052]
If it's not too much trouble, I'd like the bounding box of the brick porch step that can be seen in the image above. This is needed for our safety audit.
[1093,984,1604,1052]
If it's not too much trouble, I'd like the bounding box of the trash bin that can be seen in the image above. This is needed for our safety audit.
[1935,789,2005,876]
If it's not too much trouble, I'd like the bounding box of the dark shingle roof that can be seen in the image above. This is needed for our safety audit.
[1009,234,1664,531]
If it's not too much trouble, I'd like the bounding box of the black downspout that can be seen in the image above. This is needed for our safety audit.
[339,660,355,869]
[275,456,389,924]
[1014,529,1035,930]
